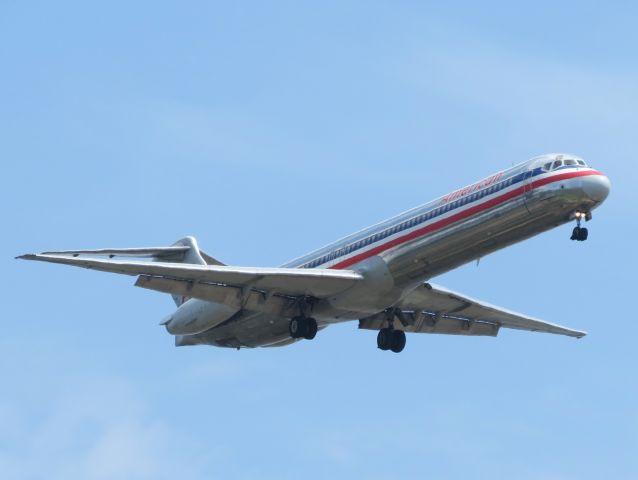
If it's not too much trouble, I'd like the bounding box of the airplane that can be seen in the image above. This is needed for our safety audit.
[17,153,610,353]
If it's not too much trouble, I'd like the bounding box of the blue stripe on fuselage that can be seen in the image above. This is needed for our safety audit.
[300,166,549,269]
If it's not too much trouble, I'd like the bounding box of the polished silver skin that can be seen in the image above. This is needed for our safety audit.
[178,154,610,348]
[18,154,610,350]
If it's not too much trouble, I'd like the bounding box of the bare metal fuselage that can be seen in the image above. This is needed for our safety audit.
[177,158,609,348]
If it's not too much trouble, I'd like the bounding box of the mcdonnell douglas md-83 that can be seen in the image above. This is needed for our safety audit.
[19,154,610,353]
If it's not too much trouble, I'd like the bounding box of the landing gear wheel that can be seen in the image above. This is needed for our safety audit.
[377,328,392,351]
[304,318,318,340]
[571,226,580,241]
[579,227,588,241]
[390,330,406,353]
[571,226,589,241]
[289,316,318,340]
[289,316,305,339]
[377,328,406,352]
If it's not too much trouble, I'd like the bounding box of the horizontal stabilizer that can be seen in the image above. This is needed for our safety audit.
[40,246,190,259]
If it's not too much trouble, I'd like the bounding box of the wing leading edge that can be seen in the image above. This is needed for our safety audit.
[360,283,586,338]
[18,254,586,338]
[17,253,363,298]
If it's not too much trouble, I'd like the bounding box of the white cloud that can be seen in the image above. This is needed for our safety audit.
[0,377,215,480]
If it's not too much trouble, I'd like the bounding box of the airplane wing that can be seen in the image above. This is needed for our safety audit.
[17,253,362,298]
[359,282,586,338]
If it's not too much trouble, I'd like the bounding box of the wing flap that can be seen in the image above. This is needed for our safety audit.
[392,283,586,338]
[359,313,499,336]
[17,253,362,298]
[135,275,294,316]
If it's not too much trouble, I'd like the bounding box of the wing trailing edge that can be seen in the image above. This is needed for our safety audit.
[360,282,586,338]
[17,253,363,298]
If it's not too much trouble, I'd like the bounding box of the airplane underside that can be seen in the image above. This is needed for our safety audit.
[175,185,593,349]
[18,155,610,353]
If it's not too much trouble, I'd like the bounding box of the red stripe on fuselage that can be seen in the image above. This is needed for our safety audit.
[329,169,603,270]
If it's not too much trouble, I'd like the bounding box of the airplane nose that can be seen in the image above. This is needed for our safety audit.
[582,174,611,203]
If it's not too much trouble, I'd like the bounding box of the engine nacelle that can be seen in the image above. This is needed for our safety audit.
[163,298,238,335]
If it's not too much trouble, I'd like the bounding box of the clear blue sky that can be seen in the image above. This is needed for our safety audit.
[2,1,636,479]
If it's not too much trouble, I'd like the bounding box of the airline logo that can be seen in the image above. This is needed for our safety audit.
[441,172,504,204]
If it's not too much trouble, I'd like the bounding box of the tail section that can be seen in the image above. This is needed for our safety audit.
[157,236,224,306]
[166,236,207,266]
[37,235,223,307]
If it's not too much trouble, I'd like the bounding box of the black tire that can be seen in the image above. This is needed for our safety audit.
[390,330,406,353]
[304,318,318,340]
[377,328,392,350]
[579,228,588,241]
[571,226,580,241]
[289,317,304,338]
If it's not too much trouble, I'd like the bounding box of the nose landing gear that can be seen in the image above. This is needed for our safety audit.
[571,211,590,242]
[571,226,588,241]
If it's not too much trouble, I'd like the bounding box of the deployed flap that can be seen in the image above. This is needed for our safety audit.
[17,253,363,298]
[135,275,294,316]
[389,282,586,338]
[359,312,499,337]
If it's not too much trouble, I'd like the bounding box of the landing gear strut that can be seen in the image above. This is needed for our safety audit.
[289,316,318,340]
[571,212,589,241]
[377,309,407,353]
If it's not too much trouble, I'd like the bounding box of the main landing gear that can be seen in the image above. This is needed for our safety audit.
[377,328,406,353]
[289,316,318,340]
[376,308,407,353]
[571,211,591,242]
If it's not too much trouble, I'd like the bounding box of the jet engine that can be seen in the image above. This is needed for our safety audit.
[162,298,238,335]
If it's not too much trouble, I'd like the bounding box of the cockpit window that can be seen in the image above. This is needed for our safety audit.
[545,158,587,171]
